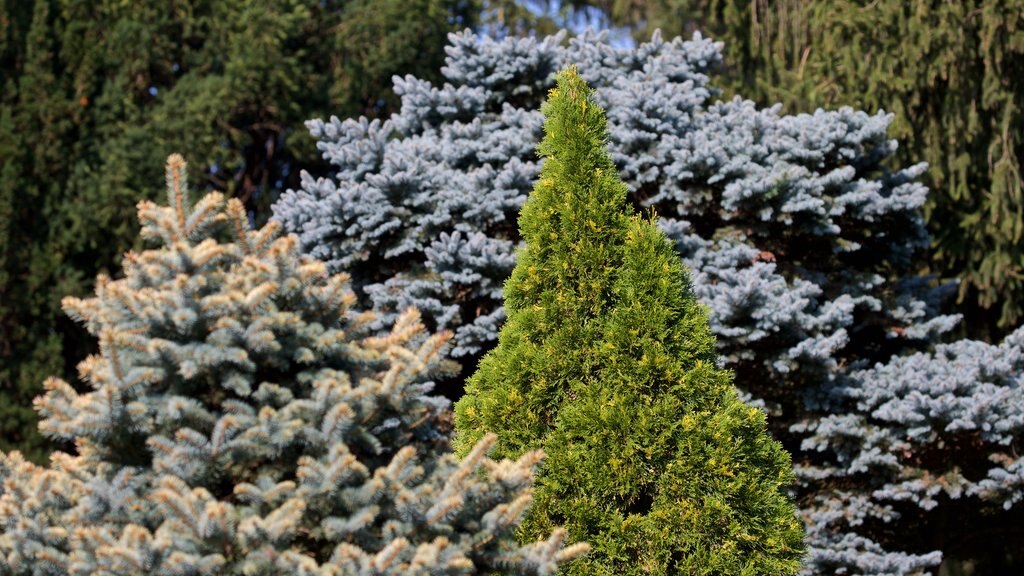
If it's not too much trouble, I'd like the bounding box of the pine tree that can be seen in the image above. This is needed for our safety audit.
[453,66,804,575]
[0,154,587,575]
[0,0,479,463]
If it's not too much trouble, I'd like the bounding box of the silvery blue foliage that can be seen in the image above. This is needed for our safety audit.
[274,29,952,375]
[273,29,1024,574]
[797,326,1024,574]
[275,29,724,358]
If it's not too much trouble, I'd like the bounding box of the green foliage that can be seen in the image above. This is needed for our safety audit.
[0,154,588,575]
[454,67,804,575]
[478,0,568,37]
[0,0,478,462]
[552,0,1024,340]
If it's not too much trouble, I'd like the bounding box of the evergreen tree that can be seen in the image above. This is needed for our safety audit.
[453,66,804,575]
[0,0,77,463]
[274,29,1024,574]
[0,154,587,575]
[0,0,478,462]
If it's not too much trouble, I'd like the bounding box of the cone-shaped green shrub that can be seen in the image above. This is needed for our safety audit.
[0,155,589,575]
[454,67,805,575]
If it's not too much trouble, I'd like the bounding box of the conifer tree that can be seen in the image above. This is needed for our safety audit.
[453,67,804,575]
[799,324,1024,575]
[0,154,587,575]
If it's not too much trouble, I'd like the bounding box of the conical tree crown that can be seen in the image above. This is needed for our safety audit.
[0,155,588,575]
[455,68,804,575]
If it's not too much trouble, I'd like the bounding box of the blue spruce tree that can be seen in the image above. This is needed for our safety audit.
[273,29,1024,575]
[0,154,588,575]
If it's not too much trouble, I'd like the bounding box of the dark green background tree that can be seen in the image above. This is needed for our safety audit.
[548,0,1024,343]
[454,67,804,575]
[0,0,477,462]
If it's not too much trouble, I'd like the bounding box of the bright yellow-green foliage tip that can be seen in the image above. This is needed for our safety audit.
[453,66,806,575]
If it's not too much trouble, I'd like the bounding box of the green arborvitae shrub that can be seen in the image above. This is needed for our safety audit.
[453,67,804,575]
[0,154,588,575]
